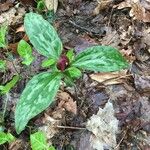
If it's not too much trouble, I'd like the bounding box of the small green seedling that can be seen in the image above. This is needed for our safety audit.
[0,75,20,95]
[0,60,6,72]
[0,25,8,48]
[0,132,15,145]
[17,40,34,66]
[30,131,55,150]
[15,12,129,134]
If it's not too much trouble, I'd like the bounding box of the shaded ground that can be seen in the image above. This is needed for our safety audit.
[0,0,150,150]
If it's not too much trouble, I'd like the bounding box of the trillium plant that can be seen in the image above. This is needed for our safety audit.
[15,12,129,134]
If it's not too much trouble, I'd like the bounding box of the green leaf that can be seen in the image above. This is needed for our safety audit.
[30,131,49,150]
[24,12,63,59]
[0,60,6,71]
[42,58,56,68]
[17,40,34,66]
[48,146,56,150]
[71,46,129,72]
[66,49,75,63]
[0,75,19,95]
[37,0,46,11]
[65,67,82,79]
[0,25,7,48]
[0,132,15,145]
[15,72,62,134]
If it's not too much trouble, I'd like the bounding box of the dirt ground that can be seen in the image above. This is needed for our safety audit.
[0,0,150,150]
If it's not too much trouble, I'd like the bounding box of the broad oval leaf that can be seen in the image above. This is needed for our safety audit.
[15,72,62,134]
[24,12,63,59]
[71,46,129,72]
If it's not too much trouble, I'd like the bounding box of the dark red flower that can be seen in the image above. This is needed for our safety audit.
[57,55,69,71]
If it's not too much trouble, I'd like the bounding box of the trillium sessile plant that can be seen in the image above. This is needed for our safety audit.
[15,12,129,134]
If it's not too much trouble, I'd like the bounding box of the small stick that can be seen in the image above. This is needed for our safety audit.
[56,125,86,130]
[114,130,127,150]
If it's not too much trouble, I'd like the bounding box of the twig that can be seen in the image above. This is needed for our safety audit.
[114,130,127,150]
[56,125,86,130]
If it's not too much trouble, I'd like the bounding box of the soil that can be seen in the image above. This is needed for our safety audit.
[0,0,150,150]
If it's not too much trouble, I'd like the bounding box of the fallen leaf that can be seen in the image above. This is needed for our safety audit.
[101,30,120,48]
[9,139,29,150]
[0,1,13,12]
[44,0,58,13]
[90,70,129,85]
[39,113,60,145]
[93,0,113,15]
[86,101,118,150]
[0,7,25,25]
[140,0,150,10]
[57,91,77,115]
[16,25,25,33]
[8,34,29,54]
[134,75,150,94]
[116,0,150,22]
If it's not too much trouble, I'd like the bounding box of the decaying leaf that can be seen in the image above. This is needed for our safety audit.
[86,101,118,150]
[57,91,77,115]
[93,0,113,15]
[9,139,29,150]
[134,75,150,94]
[0,1,13,12]
[44,0,58,13]
[141,0,150,10]
[39,114,60,145]
[116,0,150,22]
[0,7,25,25]
[90,70,128,85]
[16,25,25,33]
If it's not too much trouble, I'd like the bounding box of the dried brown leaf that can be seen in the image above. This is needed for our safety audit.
[86,101,118,150]
[0,1,13,12]
[44,0,58,13]
[90,70,128,85]
[117,0,150,22]
[16,25,25,33]
[9,139,29,150]
[57,91,77,115]
[0,7,25,25]
[39,113,60,144]
[93,0,113,15]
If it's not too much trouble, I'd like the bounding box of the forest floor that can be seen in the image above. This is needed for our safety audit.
[0,0,150,150]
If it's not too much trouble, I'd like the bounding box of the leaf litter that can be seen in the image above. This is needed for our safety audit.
[0,0,150,149]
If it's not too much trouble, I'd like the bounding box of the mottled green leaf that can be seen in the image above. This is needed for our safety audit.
[30,131,49,150]
[0,25,7,48]
[0,75,19,95]
[65,67,81,79]
[15,72,62,134]
[42,58,56,68]
[17,40,34,66]
[66,49,75,63]
[0,60,6,71]
[72,46,129,72]
[0,132,15,145]
[24,12,62,59]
